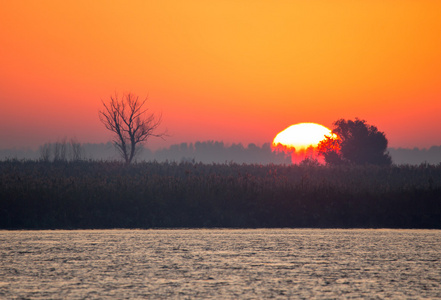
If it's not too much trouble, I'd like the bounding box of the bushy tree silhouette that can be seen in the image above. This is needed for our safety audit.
[317,135,343,165]
[318,118,392,165]
[99,93,165,164]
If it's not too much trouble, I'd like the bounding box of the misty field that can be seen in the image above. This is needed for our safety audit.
[0,160,440,229]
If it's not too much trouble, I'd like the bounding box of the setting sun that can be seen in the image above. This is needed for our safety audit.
[273,123,332,151]
[272,123,333,163]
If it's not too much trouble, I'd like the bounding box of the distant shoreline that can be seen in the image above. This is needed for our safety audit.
[1,141,441,165]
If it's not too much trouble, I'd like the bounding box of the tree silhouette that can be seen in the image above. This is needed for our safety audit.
[318,118,392,165]
[99,93,165,164]
[317,135,343,165]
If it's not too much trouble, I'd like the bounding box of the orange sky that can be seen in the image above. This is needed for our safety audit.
[1,1,440,150]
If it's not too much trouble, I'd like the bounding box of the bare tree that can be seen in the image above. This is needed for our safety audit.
[53,141,61,161]
[70,138,84,161]
[99,93,165,164]
[53,138,67,162]
[39,143,52,162]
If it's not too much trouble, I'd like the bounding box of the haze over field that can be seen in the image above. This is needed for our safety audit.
[2,142,441,165]
[1,1,440,151]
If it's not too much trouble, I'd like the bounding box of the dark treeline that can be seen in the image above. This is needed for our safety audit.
[2,142,441,165]
[153,141,292,164]
[389,146,441,165]
[1,160,440,229]
[0,141,293,164]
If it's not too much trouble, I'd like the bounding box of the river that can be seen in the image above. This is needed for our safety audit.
[1,229,440,299]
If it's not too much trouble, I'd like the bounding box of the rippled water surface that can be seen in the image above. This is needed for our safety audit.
[1,229,440,299]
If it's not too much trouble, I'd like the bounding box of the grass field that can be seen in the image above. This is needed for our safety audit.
[1,160,440,229]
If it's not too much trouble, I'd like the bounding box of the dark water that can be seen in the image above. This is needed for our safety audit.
[1,229,440,299]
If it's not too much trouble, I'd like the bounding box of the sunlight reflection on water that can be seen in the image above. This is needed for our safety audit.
[0,229,440,299]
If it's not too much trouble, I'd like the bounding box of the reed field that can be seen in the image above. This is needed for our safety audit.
[0,160,440,229]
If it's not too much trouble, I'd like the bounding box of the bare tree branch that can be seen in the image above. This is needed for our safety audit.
[69,138,85,161]
[99,92,166,164]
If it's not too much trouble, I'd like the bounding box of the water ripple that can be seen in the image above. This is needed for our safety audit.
[0,229,440,299]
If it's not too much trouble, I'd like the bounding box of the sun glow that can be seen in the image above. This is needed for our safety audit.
[272,123,332,163]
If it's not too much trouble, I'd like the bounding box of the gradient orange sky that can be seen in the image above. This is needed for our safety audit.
[1,1,440,150]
